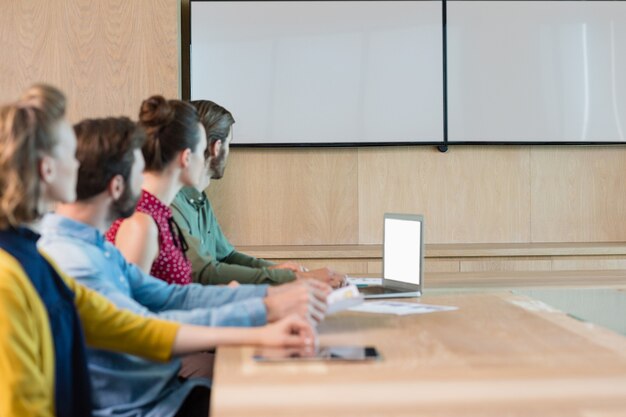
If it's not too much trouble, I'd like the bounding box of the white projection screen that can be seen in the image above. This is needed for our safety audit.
[447,1,626,143]
[190,1,444,145]
[189,0,626,146]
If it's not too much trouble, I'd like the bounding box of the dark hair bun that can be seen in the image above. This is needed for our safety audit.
[139,95,176,128]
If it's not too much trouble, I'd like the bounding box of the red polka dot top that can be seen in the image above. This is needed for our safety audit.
[106,190,192,285]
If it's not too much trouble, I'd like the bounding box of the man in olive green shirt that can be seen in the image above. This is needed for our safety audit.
[172,186,297,285]
[172,100,345,288]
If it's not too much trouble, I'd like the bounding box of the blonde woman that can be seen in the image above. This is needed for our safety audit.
[0,85,314,417]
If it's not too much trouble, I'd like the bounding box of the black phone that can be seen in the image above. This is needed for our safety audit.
[253,345,381,362]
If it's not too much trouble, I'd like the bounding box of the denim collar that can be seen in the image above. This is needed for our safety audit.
[41,213,106,249]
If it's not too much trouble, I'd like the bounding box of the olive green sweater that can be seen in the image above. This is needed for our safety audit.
[171,187,295,285]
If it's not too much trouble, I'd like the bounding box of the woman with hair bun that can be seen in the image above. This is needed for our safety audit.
[106,96,207,285]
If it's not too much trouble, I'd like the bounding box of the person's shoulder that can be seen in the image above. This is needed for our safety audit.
[171,190,188,215]
[118,212,158,238]
[39,237,97,270]
[0,250,29,291]
[39,232,86,253]
[0,250,44,314]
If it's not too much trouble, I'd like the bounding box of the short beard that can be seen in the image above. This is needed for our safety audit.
[209,146,227,179]
[109,182,141,221]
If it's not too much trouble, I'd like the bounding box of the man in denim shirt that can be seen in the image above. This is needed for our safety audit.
[39,117,329,417]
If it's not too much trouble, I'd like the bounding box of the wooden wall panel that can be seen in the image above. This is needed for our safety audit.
[206,148,359,245]
[211,146,626,247]
[530,147,626,242]
[0,0,179,121]
[6,1,626,250]
[357,146,531,244]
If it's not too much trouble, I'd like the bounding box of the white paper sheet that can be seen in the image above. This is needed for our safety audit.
[349,301,458,316]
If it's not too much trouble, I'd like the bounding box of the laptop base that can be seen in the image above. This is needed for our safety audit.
[359,286,421,299]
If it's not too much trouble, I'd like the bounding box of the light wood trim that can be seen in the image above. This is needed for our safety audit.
[428,242,626,257]
[459,257,552,272]
[426,269,626,289]
[237,244,380,259]
[365,260,462,274]
[238,242,626,259]
[552,256,626,271]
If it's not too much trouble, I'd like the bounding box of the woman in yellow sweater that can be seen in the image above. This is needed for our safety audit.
[0,84,315,417]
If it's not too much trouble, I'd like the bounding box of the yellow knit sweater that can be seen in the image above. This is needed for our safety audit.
[0,249,181,416]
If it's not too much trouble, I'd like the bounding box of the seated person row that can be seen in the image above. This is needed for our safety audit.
[103,96,344,289]
[172,100,346,288]
[39,100,329,415]
[0,84,316,417]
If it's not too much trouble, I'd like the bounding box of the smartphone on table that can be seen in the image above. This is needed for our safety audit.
[253,345,381,362]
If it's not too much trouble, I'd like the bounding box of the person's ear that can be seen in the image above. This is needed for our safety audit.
[39,155,56,184]
[109,175,125,200]
[180,148,192,168]
[209,139,222,158]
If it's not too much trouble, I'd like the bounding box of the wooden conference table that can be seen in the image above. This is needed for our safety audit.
[210,286,626,417]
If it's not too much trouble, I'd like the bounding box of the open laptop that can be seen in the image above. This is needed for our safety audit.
[347,213,423,299]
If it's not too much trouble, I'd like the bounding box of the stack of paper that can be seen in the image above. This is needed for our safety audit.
[326,284,364,315]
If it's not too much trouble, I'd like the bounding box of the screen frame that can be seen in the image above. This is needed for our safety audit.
[382,213,424,293]
[182,0,626,148]
[183,0,446,148]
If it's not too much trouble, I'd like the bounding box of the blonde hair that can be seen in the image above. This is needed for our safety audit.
[0,84,66,228]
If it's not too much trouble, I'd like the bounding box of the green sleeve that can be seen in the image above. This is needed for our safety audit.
[195,260,296,286]
[223,250,275,268]
[181,227,296,286]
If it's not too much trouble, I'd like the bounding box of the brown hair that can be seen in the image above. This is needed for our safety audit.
[0,84,66,228]
[190,100,235,160]
[74,117,146,201]
[21,84,66,123]
[139,96,201,172]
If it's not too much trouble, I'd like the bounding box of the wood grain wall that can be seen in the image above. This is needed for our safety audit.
[0,0,179,121]
[207,146,626,245]
[3,0,625,247]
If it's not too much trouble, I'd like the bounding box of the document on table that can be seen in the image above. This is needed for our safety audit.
[349,301,458,316]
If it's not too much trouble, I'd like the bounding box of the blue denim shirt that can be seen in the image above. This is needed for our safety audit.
[39,214,269,417]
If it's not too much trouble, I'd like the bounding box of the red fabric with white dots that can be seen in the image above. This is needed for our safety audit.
[106,190,192,285]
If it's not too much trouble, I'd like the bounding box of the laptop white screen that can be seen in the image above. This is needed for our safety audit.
[383,217,422,285]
